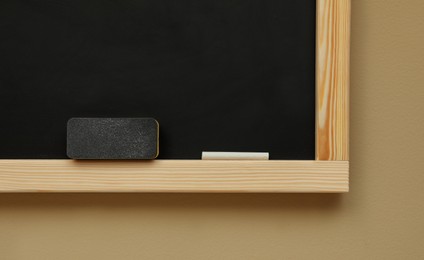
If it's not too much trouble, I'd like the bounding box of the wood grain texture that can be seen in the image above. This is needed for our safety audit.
[0,160,348,193]
[316,0,351,160]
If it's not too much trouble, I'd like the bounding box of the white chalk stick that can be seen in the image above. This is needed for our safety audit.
[201,152,269,160]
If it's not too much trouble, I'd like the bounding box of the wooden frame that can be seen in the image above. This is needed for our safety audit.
[0,0,350,193]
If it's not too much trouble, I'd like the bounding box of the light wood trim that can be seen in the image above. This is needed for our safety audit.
[0,160,348,193]
[316,0,350,160]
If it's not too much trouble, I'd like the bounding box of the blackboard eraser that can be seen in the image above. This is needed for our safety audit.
[67,118,159,159]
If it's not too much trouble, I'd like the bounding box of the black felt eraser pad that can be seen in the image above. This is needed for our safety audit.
[67,118,159,159]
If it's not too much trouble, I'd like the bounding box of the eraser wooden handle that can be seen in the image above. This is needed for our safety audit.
[67,118,159,159]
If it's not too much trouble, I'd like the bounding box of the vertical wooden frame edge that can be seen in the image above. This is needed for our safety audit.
[316,0,351,161]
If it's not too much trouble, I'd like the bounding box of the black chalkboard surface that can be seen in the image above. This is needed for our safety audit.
[0,0,316,159]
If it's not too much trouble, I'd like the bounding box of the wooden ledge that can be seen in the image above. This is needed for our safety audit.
[0,160,348,193]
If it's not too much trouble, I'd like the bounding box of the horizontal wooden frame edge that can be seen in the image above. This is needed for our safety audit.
[0,160,348,193]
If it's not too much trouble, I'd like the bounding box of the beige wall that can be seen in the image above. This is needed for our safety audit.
[1,0,424,259]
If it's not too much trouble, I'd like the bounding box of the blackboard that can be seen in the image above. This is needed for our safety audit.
[0,0,316,159]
